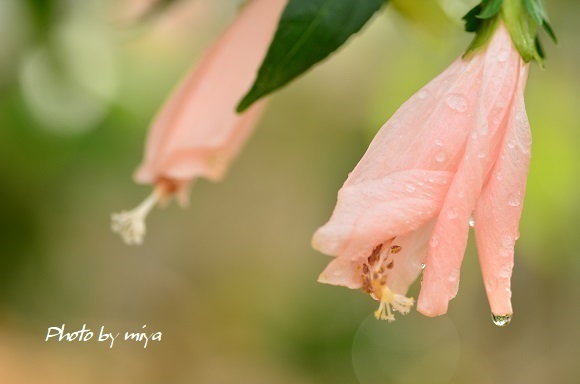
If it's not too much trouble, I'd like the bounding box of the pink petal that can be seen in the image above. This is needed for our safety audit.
[474,63,530,316]
[313,169,453,261]
[418,95,491,317]
[417,26,524,316]
[134,0,285,192]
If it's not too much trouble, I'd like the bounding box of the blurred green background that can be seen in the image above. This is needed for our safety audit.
[1,0,579,383]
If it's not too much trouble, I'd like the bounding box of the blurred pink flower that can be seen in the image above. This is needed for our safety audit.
[313,23,530,322]
[112,0,286,245]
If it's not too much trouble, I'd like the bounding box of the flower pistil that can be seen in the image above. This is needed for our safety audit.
[360,241,415,322]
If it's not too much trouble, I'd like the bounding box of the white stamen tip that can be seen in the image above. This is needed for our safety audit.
[111,191,159,246]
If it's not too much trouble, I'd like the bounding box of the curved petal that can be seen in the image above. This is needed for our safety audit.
[318,219,436,292]
[474,63,530,316]
[418,95,491,317]
[134,0,285,187]
[386,219,435,295]
[313,169,453,261]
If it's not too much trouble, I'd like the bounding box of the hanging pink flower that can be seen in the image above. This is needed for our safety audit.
[312,23,530,322]
[112,0,286,245]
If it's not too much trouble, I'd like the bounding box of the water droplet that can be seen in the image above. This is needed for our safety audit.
[449,269,460,297]
[507,141,516,149]
[445,94,468,112]
[435,138,444,146]
[405,183,416,193]
[469,216,475,227]
[501,236,513,248]
[491,313,512,327]
[417,180,425,186]
[447,208,458,219]
[477,151,486,159]
[496,170,504,181]
[499,264,512,278]
[429,233,440,248]
[508,192,521,207]
[498,49,509,62]
[418,89,430,99]
[421,263,426,270]
[435,151,446,163]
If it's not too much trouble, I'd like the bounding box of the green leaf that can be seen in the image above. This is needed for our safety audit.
[463,4,483,32]
[542,18,558,44]
[523,0,545,24]
[237,0,385,113]
[477,0,503,19]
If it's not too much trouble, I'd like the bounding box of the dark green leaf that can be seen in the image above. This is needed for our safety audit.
[524,0,546,25]
[534,36,545,59]
[462,4,483,32]
[542,18,558,44]
[237,0,385,112]
[477,0,503,19]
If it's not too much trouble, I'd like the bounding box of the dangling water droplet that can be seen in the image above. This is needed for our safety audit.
[405,183,417,193]
[469,216,475,227]
[435,151,446,163]
[508,192,521,207]
[418,89,430,99]
[491,313,512,327]
[435,138,444,146]
[445,94,468,112]
[497,49,509,62]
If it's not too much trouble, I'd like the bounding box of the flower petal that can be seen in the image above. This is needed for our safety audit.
[134,0,285,188]
[386,219,435,295]
[474,64,530,316]
[418,94,491,317]
[313,169,453,261]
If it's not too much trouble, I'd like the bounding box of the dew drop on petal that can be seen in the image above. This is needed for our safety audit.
[447,207,458,219]
[448,269,460,298]
[508,192,521,207]
[498,49,509,62]
[429,233,440,248]
[418,89,430,99]
[507,141,516,149]
[499,264,512,278]
[469,216,475,227]
[445,94,468,112]
[435,151,446,163]
[496,170,504,181]
[491,313,512,327]
[477,151,486,159]
[421,263,426,270]
[405,183,416,193]
[501,236,514,248]
[435,138,444,146]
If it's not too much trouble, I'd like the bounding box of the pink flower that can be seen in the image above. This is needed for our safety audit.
[312,23,530,323]
[112,0,286,245]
